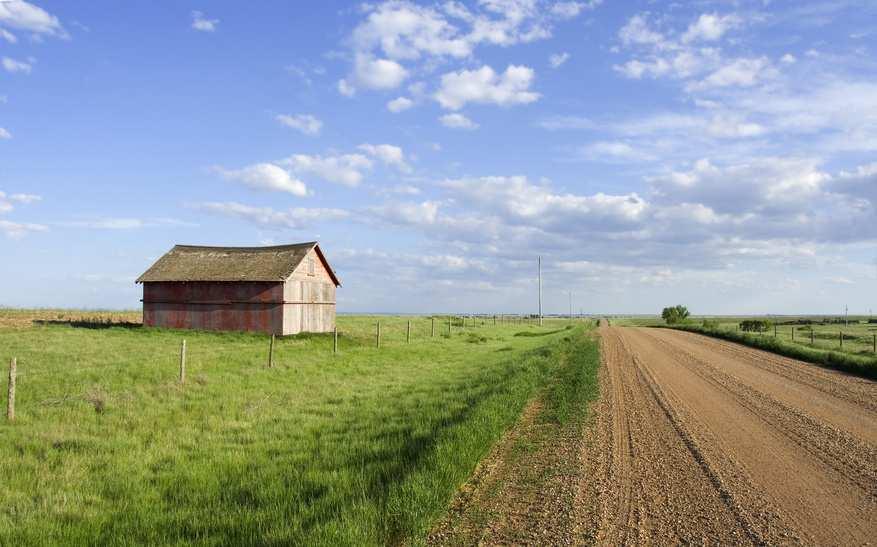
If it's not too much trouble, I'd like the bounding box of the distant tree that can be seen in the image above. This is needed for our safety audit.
[661,305,690,325]
[740,319,772,332]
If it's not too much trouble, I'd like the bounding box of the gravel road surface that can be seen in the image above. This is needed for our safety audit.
[580,326,877,545]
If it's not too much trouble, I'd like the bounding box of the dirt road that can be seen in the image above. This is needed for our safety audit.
[581,326,877,545]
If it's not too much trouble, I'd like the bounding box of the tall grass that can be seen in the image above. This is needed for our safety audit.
[0,315,595,545]
[662,324,877,380]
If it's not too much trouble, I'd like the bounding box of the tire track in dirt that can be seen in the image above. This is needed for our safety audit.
[586,326,877,546]
[579,327,762,545]
[674,331,877,413]
[640,328,877,494]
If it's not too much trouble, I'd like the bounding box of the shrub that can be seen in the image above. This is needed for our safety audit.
[661,305,690,325]
[740,319,772,332]
[702,319,720,329]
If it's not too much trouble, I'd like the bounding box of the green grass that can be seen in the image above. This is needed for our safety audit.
[540,330,601,426]
[0,313,595,546]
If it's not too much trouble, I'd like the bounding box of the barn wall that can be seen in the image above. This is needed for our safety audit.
[143,282,284,335]
[281,248,336,335]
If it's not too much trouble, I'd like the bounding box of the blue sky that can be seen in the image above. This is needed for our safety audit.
[1,0,876,315]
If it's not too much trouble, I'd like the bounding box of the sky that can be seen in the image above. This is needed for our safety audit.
[1,0,876,315]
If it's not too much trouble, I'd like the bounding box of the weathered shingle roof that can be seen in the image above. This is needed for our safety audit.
[136,242,340,285]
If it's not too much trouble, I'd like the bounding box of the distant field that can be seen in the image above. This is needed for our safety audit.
[0,309,595,545]
[615,315,877,357]
[611,315,877,379]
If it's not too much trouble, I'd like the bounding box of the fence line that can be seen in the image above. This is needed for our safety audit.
[3,316,597,418]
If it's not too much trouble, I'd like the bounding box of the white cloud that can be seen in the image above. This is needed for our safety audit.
[435,65,540,110]
[387,96,414,112]
[618,14,665,47]
[358,143,411,172]
[281,153,373,187]
[2,57,32,74]
[377,184,421,196]
[441,175,648,229]
[191,11,219,32]
[537,115,595,130]
[216,163,309,196]
[276,114,323,136]
[0,28,16,43]
[649,157,829,215]
[705,115,766,138]
[337,78,356,97]
[579,140,654,161]
[197,202,348,230]
[9,193,41,204]
[0,127,10,140]
[781,53,797,64]
[681,13,741,43]
[353,54,408,90]
[352,2,471,60]
[64,218,145,229]
[613,13,770,93]
[692,57,775,90]
[342,0,594,99]
[549,52,570,68]
[440,113,479,130]
[370,200,440,226]
[0,190,41,214]
[0,220,47,239]
[551,1,600,19]
[0,1,64,37]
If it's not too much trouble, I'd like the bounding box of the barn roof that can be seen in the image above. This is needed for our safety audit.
[136,242,341,286]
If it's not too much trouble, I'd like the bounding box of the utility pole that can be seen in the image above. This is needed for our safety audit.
[845,304,848,326]
[569,291,573,321]
[538,256,543,326]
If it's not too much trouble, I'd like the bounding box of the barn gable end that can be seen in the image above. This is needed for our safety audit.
[282,246,338,335]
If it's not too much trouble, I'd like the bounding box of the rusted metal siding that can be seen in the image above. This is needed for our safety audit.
[141,247,337,336]
[143,281,285,335]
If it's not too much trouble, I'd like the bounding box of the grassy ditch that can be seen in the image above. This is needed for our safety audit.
[0,312,592,545]
[428,327,601,544]
[661,324,877,380]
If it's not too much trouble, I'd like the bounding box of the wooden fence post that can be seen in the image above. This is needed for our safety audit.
[431,317,435,337]
[376,322,381,348]
[333,326,338,354]
[811,329,815,345]
[448,316,452,335]
[179,339,187,384]
[839,331,843,349]
[792,327,795,342]
[774,324,777,338]
[873,333,876,353]
[6,358,16,421]
[267,334,275,368]
[407,320,411,343]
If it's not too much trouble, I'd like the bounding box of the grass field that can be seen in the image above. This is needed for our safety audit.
[614,315,877,378]
[0,310,596,546]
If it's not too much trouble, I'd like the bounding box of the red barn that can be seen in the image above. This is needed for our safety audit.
[136,242,340,335]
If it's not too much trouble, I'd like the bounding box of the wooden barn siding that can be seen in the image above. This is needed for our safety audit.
[143,282,285,335]
[281,248,336,335]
